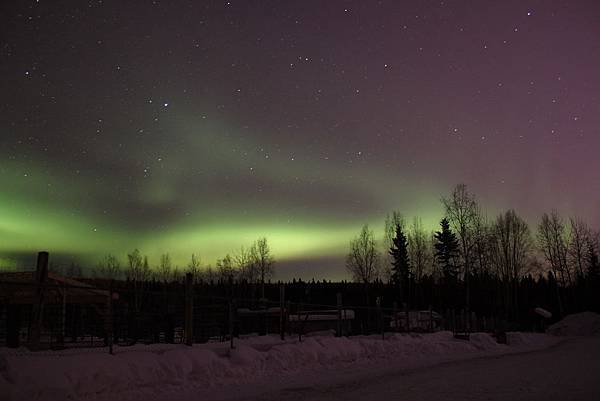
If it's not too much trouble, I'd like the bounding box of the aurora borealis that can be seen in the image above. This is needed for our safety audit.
[1,1,599,279]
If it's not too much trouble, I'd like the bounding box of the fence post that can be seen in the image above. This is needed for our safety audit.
[298,302,303,342]
[29,251,49,350]
[107,280,114,354]
[376,297,383,340]
[185,273,194,346]
[336,292,342,337]
[228,276,234,349]
[57,281,66,348]
[279,284,285,341]
[260,296,268,336]
[286,300,291,336]
[429,305,433,332]
[229,299,235,349]
[403,302,409,333]
[393,302,398,333]
[444,308,449,331]
[452,309,456,332]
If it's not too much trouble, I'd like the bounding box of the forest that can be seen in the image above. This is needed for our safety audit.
[55,183,600,331]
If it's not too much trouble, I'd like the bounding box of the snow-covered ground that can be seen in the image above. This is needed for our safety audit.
[1,330,560,401]
[547,311,600,336]
[243,337,600,401]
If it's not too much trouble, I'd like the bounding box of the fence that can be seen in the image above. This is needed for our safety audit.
[0,253,518,352]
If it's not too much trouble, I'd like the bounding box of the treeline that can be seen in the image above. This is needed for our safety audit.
[88,237,275,293]
[346,184,600,321]
[53,183,599,323]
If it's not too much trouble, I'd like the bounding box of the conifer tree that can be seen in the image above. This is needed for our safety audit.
[434,218,460,281]
[389,224,410,299]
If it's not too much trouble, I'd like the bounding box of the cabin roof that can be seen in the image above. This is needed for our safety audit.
[0,271,110,305]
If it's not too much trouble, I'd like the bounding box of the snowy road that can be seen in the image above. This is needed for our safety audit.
[236,337,600,401]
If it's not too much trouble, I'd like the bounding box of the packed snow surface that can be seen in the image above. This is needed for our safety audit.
[249,337,600,401]
[547,311,600,337]
[1,331,559,401]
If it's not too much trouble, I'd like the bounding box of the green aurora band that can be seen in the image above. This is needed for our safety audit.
[2,1,600,279]
[0,113,446,275]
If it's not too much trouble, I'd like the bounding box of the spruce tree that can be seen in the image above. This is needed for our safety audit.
[389,224,410,290]
[434,218,460,281]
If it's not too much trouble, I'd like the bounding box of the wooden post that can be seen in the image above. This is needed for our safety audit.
[229,300,235,349]
[107,280,114,355]
[57,282,66,348]
[286,300,291,336]
[452,309,456,333]
[336,292,342,337]
[29,251,49,350]
[264,299,269,336]
[376,297,383,340]
[228,275,234,349]
[298,302,303,342]
[403,302,409,333]
[393,302,398,333]
[185,273,194,346]
[279,284,285,340]
[429,305,433,332]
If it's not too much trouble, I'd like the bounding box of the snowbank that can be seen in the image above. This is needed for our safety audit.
[1,332,558,401]
[547,312,600,337]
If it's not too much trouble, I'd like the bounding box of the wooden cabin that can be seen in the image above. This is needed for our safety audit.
[0,270,112,349]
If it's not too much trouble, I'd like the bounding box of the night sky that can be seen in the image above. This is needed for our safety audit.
[1,0,599,279]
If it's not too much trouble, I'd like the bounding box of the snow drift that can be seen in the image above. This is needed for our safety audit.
[1,331,558,401]
[547,312,600,337]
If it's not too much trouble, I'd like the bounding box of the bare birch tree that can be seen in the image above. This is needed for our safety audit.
[442,184,480,314]
[568,217,591,281]
[202,265,215,283]
[127,249,151,312]
[407,217,432,281]
[250,237,275,299]
[347,224,380,306]
[537,211,570,316]
[216,254,235,283]
[538,211,571,286]
[157,253,172,282]
[97,254,121,280]
[187,253,202,282]
[472,213,492,276]
[235,246,257,283]
[489,209,532,318]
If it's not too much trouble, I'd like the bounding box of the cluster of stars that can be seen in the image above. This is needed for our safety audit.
[1,1,598,272]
